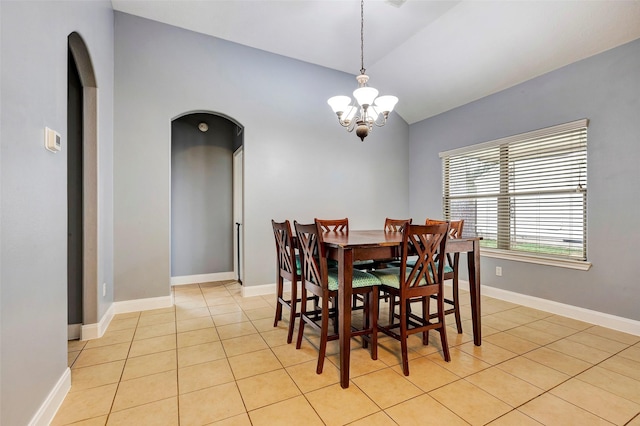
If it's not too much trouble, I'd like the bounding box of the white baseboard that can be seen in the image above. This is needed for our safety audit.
[29,367,71,426]
[241,281,298,297]
[68,324,81,340]
[80,295,173,340]
[81,304,115,341]
[237,279,640,335]
[242,283,276,297]
[111,295,174,314]
[171,272,236,286]
[460,280,640,336]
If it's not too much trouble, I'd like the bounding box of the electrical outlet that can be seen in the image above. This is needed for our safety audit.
[496,266,502,276]
[102,282,107,297]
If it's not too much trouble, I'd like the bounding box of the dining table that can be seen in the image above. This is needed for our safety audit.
[322,229,483,389]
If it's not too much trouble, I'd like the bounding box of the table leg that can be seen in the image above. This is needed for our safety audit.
[338,246,353,388]
[468,240,482,346]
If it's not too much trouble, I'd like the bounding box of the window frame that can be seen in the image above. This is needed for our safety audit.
[440,119,592,271]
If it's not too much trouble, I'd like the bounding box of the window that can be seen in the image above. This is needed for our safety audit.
[441,119,588,264]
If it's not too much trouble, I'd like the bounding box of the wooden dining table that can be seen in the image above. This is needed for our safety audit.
[322,230,483,388]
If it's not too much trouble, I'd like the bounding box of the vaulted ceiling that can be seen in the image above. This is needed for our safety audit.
[111,0,640,124]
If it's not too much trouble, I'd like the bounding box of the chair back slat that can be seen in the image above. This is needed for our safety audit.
[315,218,349,233]
[384,218,412,232]
[426,218,464,266]
[425,218,464,239]
[400,223,449,292]
[272,220,297,279]
[294,221,328,291]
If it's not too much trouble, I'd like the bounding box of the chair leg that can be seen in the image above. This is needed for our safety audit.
[388,294,396,325]
[452,276,463,334]
[274,276,283,327]
[332,296,339,334]
[295,288,307,350]
[317,296,330,374]
[437,290,451,362]
[362,292,370,349]
[421,296,429,345]
[399,299,410,376]
[370,288,378,360]
[286,279,298,344]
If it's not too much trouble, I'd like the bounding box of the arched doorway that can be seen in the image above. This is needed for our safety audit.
[67,32,98,339]
[170,112,244,286]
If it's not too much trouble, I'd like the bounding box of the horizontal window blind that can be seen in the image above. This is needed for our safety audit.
[441,119,588,260]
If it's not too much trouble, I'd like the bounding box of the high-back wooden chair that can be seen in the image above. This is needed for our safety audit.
[384,217,412,232]
[315,217,376,270]
[381,217,412,266]
[379,218,412,313]
[315,217,349,233]
[271,220,302,343]
[293,221,380,374]
[372,223,451,375]
[425,218,464,333]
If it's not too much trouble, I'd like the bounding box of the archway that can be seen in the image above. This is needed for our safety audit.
[67,32,99,338]
[170,112,244,286]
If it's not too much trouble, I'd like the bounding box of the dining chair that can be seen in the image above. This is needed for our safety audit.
[271,220,303,344]
[315,217,376,270]
[293,221,380,374]
[371,223,451,375]
[315,217,349,233]
[378,218,412,316]
[384,217,412,232]
[379,217,412,269]
[315,217,376,319]
[426,218,465,334]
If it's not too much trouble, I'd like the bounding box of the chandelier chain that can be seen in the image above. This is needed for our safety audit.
[360,0,365,75]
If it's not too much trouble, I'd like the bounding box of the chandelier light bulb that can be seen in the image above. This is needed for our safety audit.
[353,86,379,107]
[374,95,399,114]
[327,96,351,115]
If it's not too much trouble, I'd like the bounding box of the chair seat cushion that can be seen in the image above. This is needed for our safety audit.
[327,259,375,269]
[388,259,453,274]
[327,268,381,291]
[371,267,430,289]
[294,254,302,276]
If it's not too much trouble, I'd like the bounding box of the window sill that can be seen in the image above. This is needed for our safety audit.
[481,248,592,271]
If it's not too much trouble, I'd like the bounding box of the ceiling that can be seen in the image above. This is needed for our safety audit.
[111,0,640,124]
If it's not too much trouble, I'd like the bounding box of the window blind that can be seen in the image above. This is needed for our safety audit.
[441,119,588,261]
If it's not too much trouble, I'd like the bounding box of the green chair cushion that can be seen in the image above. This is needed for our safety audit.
[388,259,453,274]
[299,257,378,280]
[327,268,381,291]
[371,267,431,289]
[354,259,376,267]
[294,254,302,276]
[327,259,375,269]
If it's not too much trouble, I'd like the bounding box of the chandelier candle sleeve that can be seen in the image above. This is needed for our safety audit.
[327,0,398,141]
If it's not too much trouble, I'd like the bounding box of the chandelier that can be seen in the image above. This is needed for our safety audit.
[327,0,398,141]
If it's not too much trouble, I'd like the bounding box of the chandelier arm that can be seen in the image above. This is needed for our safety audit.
[373,113,389,127]
[338,114,359,132]
[337,117,351,128]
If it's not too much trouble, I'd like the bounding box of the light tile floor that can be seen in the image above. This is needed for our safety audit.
[55,280,640,425]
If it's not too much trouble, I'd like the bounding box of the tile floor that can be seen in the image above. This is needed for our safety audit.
[54,280,640,425]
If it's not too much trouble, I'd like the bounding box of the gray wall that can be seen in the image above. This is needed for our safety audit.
[409,38,640,321]
[0,1,114,424]
[171,115,235,276]
[113,12,410,300]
